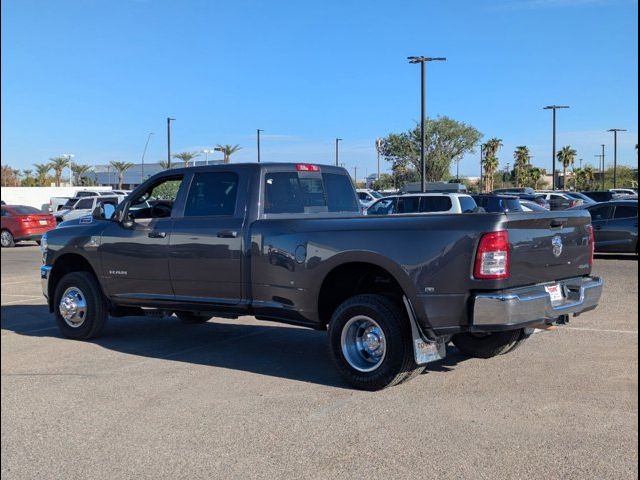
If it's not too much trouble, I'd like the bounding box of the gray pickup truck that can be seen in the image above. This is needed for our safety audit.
[40,163,603,390]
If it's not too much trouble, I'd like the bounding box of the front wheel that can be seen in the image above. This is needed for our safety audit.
[54,271,108,340]
[451,329,529,359]
[328,294,417,391]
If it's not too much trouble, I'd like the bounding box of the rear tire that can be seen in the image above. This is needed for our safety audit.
[328,294,417,391]
[1,229,15,248]
[175,312,211,324]
[54,271,108,340]
[452,329,528,359]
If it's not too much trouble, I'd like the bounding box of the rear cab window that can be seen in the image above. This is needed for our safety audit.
[262,165,359,217]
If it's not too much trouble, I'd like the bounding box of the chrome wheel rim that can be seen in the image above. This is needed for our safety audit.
[340,315,387,372]
[59,287,88,328]
[1,231,12,247]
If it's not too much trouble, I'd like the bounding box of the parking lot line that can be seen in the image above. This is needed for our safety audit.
[1,297,45,305]
[1,280,39,286]
[565,327,638,334]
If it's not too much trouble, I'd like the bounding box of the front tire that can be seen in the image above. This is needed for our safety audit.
[54,271,108,340]
[451,329,528,359]
[328,294,416,391]
[1,229,15,248]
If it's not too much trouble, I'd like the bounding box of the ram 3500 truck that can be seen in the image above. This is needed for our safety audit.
[40,163,603,390]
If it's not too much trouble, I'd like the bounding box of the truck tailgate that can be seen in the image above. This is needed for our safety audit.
[500,211,593,287]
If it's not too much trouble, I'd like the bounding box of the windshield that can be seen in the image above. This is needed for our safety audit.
[370,191,384,199]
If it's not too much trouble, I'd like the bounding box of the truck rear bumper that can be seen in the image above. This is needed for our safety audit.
[472,276,603,330]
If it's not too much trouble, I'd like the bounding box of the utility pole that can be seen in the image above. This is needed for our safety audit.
[376,137,381,181]
[335,138,342,166]
[353,166,357,185]
[601,144,606,190]
[141,132,153,182]
[479,144,485,192]
[607,128,627,188]
[257,129,263,162]
[408,56,446,192]
[167,117,175,168]
[543,105,570,190]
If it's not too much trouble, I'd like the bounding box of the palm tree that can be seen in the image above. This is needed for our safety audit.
[33,163,52,186]
[513,146,530,187]
[172,151,200,167]
[575,166,595,191]
[215,144,242,164]
[482,138,503,192]
[557,146,577,189]
[158,159,171,170]
[109,161,135,190]
[49,156,70,187]
[528,167,544,189]
[71,164,92,185]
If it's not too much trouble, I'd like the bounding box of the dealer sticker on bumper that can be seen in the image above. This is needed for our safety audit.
[545,284,564,303]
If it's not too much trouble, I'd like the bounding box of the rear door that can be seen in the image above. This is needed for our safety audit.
[169,170,245,304]
[587,204,613,248]
[605,204,638,252]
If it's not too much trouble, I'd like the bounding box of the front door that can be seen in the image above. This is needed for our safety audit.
[99,175,186,301]
[169,171,244,304]
[587,204,612,248]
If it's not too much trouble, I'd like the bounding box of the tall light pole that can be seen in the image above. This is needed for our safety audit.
[256,129,264,163]
[335,138,342,166]
[353,165,358,185]
[62,154,75,186]
[543,105,569,190]
[141,132,153,182]
[203,149,214,165]
[607,128,627,188]
[601,144,606,190]
[376,138,382,181]
[408,56,447,192]
[167,117,175,168]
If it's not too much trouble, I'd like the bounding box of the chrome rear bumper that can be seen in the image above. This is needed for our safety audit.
[472,276,603,330]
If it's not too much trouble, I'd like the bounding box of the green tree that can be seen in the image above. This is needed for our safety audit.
[557,146,577,189]
[513,146,530,187]
[158,159,171,170]
[482,138,503,192]
[49,156,70,187]
[71,164,93,185]
[378,117,482,187]
[215,144,242,164]
[33,163,52,186]
[575,165,596,191]
[1,165,20,186]
[109,161,135,189]
[370,173,396,191]
[172,151,200,167]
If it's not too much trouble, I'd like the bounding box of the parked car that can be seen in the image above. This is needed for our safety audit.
[493,187,535,195]
[58,196,122,223]
[50,196,73,213]
[493,191,549,209]
[581,191,616,203]
[609,188,637,196]
[40,163,603,390]
[356,189,384,208]
[570,200,638,253]
[471,194,523,213]
[519,200,549,212]
[1,205,56,247]
[537,192,581,210]
[366,193,478,215]
[563,191,596,205]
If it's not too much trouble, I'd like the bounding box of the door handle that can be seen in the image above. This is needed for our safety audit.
[550,218,566,228]
[593,225,602,231]
[217,230,238,238]
[148,231,166,238]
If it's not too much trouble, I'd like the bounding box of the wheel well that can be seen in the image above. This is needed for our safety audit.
[317,262,405,325]
[48,254,99,311]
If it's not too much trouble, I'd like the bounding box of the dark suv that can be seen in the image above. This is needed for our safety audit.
[472,194,523,213]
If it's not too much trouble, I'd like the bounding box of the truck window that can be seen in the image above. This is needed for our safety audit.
[397,197,420,213]
[264,171,358,215]
[419,196,452,212]
[75,198,93,209]
[613,205,637,219]
[184,172,238,217]
[129,176,184,220]
[588,205,611,221]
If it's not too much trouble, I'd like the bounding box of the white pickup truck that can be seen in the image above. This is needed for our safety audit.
[54,196,123,223]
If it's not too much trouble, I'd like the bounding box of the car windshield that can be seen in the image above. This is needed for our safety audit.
[11,205,42,215]
[370,191,384,199]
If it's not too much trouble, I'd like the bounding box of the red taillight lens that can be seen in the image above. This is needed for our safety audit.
[474,231,510,280]
[587,224,595,266]
[296,164,320,172]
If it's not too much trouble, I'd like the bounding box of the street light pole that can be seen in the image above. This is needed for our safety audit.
[408,56,446,192]
[353,166,357,185]
[141,132,154,183]
[62,154,75,186]
[335,138,342,166]
[543,105,569,190]
[479,144,485,192]
[257,129,263,163]
[167,117,175,168]
[376,138,381,181]
[607,128,627,188]
[601,144,606,190]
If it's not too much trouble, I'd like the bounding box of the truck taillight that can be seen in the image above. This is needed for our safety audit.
[474,231,510,280]
[587,224,595,266]
[296,164,320,172]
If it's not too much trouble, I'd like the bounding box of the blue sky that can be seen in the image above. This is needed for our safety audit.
[1,0,638,179]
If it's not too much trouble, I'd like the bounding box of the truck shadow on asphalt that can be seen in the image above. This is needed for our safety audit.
[594,253,638,261]
[1,304,469,389]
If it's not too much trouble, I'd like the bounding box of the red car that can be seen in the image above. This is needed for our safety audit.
[1,205,56,248]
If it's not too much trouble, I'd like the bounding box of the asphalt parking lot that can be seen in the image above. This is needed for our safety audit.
[1,245,637,480]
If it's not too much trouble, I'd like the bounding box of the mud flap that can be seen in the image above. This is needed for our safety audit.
[403,296,447,365]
